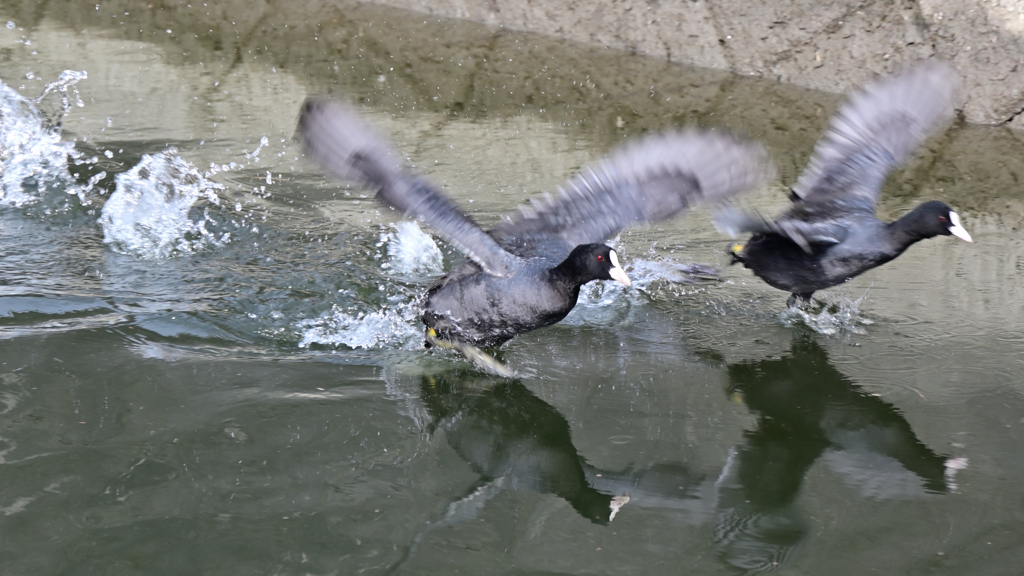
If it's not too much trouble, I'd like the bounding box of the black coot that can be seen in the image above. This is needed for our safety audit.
[717,61,972,307]
[298,98,769,362]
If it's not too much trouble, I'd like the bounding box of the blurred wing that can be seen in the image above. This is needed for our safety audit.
[714,205,848,252]
[490,131,772,261]
[791,60,958,212]
[298,98,515,276]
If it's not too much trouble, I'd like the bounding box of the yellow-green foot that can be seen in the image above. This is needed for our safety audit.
[426,329,516,378]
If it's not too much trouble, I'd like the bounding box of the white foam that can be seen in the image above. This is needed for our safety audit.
[296,223,443,352]
[297,304,422,350]
[565,257,718,325]
[98,150,225,259]
[778,293,869,335]
[379,221,444,276]
[0,71,87,207]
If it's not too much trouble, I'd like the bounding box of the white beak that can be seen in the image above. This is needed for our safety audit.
[608,249,631,287]
[609,494,630,522]
[948,211,973,243]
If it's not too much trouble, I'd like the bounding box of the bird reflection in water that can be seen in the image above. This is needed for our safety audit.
[715,334,966,571]
[393,338,964,572]
[419,372,704,525]
[386,371,706,573]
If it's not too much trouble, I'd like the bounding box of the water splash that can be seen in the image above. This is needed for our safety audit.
[33,70,87,110]
[244,136,269,160]
[294,223,442,351]
[98,150,226,259]
[0,71,87,207]
[778,293,871,335]
[378,221,444,277]
[567,256,719,325]
[296,303,423,350]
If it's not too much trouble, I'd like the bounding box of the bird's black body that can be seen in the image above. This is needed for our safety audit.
[422,244,617,347]
[299,98,770,352]
[719,61,972,305]
[738,202,960,302]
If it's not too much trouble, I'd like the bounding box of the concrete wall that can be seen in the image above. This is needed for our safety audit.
[381,0,1024,128]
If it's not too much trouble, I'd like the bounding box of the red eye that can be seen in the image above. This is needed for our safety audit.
[596,255,604,262]
[938,216,947,222]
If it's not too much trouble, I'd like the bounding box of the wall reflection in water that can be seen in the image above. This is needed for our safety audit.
[413,335,962,571]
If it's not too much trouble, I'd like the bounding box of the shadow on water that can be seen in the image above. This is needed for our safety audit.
[716,333,960,571]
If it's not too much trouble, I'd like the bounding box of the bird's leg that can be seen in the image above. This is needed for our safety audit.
[425,328,516,378]
[786,293,814,309]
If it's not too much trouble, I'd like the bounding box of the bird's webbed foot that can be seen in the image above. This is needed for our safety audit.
[425,328,516,378]
[786,293,815,309]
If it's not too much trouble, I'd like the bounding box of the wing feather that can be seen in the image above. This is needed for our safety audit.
[298,98,515,276]
[491,131,772,261]
[792,60,958,207]
[716,60,958,253]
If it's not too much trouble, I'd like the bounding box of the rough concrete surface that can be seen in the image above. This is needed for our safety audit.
[381,0,1024,127]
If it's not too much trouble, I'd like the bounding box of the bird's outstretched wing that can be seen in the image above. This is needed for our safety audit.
[791,59,958,210]
[298,98,516,277]
[715,60,958,252]
[489,131,772,261]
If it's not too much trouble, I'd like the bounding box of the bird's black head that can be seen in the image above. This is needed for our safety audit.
[909,201,973,242]
[555,244,632,287]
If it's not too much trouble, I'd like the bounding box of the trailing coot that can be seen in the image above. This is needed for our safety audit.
[299,98,770,370]
[716,60,972,307]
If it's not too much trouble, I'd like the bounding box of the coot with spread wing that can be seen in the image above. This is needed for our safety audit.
[717,61,972,307]
[299,99,770,369]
